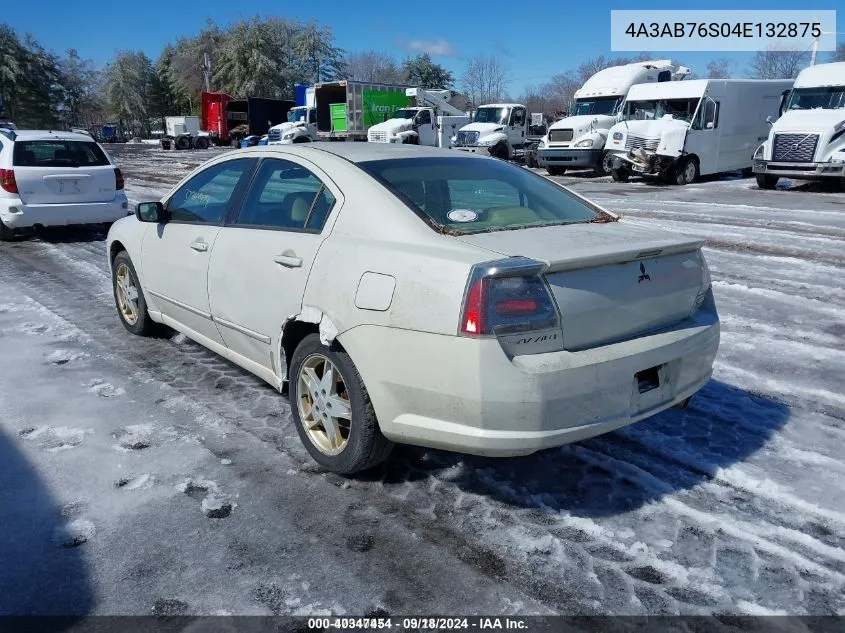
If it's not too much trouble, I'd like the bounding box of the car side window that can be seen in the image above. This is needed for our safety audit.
[168,159,253,224]
[236,158,336,231]
[511,108,525,127]
[416,110,432,125]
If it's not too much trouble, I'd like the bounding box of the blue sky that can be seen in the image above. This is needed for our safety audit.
[5,0,842,94]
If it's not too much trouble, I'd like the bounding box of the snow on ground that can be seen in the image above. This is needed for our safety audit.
[1,145,843,615]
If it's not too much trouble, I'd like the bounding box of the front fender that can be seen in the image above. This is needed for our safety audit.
[571,131,607,150]
[479,132,508,148]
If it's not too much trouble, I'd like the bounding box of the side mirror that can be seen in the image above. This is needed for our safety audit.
[136,201,166,223]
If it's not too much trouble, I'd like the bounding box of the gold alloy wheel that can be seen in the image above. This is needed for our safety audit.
[115,263,140,325]
[297,353,352,455]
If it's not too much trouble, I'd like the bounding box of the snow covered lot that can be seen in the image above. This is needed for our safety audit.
[1,144,843,616]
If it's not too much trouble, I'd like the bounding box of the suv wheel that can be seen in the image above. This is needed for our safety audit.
[289,334,393,474]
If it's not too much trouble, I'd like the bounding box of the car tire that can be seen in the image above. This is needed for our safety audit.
[289,334,393,475]
[0,219,15,242]
[674,157,699,185]
[610,168,629,182]
[292,137,310,143]
[593,151,613,177]
[547,165,566,176]
[112,251,155,336]
[756,173,779,189]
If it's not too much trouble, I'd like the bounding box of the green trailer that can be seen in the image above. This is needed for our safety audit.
[315,80,414,141]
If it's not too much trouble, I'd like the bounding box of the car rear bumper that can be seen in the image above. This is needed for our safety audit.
[0,195,129,229]
[753,159,845,179]
[538,147,602,168]
[339,298,720,457]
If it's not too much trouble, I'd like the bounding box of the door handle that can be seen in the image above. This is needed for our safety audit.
[190,240,208,252]
[274,253,302,268]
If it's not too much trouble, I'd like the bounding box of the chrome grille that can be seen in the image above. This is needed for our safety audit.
[625,135,659,152]
[456,130,479,146]
[549,129,573,143]
[268,129,281,142]
[368,130,388,143]
[772,133,819,163]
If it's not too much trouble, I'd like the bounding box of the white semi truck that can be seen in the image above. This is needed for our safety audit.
[605,79,793,185]
[752,61,845,189]
[451,103,530,159]
[268,87,317,145]
[366,88,469,147]
[538,60,690,176]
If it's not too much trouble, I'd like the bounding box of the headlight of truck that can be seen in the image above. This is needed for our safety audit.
[612,132,623,141]
[283,132,295,140]
[574,139,594,148]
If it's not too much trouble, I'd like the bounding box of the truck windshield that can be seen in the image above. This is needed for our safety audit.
[287,108,308,123]
[622,98,700,123]
[572,97,621,116]
[358,156,603,235]
[787,87,845,110]
[390,109,419,119]
[473,107,509,125]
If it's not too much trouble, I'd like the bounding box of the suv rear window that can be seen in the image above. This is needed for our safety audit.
[358,156,599,234]
[13,140,110,168]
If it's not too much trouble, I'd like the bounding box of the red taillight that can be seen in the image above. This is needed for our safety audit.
[114,167,124,190]
[496,299,538,316]
[461,278,486,334]
[0,168,18,194]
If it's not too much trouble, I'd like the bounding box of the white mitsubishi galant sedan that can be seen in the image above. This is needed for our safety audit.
[107,144,719,474]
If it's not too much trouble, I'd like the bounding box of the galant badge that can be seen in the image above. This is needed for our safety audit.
[638,262,651,283]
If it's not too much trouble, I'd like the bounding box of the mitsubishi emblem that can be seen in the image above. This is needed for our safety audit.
[638,262,651,283]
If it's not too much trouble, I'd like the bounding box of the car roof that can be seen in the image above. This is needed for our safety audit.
[10,130,95,142]
[240,143,486,164]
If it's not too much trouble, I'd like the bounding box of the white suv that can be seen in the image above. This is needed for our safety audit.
[0,129,129,240]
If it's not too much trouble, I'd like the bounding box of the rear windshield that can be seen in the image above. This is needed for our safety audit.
[13,140,110,168]
[358,157,600,234]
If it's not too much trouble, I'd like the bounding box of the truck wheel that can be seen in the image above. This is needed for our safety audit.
[547,166,566,176]
[674,157,699,185]
[193,136,209,150]
[292,137,311,143]
[756,173,779,189]
[593,152,613,177]
[175,136,191,150]
[491,143,509,160]
[610,168,629,182]
[290,334,394,474]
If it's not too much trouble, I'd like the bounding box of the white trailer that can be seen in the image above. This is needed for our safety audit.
[268,87,318,145]
[539,60,690,176]
[605,79,793,185]
[753,61,845,189]
[366,88,469,147]
[161,116,212,150]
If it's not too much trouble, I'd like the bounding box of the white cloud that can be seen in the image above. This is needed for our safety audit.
[404,38,458,57]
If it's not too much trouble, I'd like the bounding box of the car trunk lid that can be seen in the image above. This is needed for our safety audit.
[13,139,116,204]
[455,222,705,350]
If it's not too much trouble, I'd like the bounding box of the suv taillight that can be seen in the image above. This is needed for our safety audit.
[114,167,124,190]
[460,257,560,336]
[0,169,18,194]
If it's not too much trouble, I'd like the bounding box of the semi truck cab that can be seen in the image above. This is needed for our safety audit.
[268,106,317,144]
[753,62,845,189]
[451,104,527,159]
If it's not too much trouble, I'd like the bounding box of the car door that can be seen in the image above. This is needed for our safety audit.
[687,96,720,174]
[510,107,526,148]
[415,109,436,146]
[141,157,256,345]
[207,155,341,373]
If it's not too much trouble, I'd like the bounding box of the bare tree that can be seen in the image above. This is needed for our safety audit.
[706,58,734,79]
[462,54,510,106]
[746,46,810,79]
[344,50,403,83]
[833,40,845,63]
